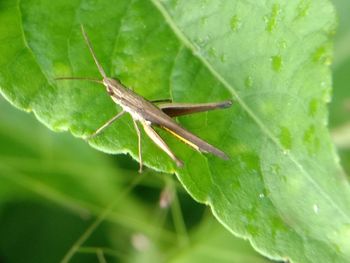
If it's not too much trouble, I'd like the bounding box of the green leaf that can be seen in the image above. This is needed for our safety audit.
[1,0,349,262]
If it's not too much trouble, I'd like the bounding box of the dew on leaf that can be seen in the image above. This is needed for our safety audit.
[270,164,281,175]
[270,164,287,182]
[245,76,253,88]
[238,153,260,172]
[209,47,217,57]
[321,84,331,103]
[196,38,206,48]
[264,4,281,33]
[196,35,211,49]
[312,45,332,65]
[220,54,227,62]
[296,0,311,19]
[303,125,320,154]
[313,204,319,214]
[279,126,292,150]
[230,15,242,32]
[259,193,265,199]
[271,55,283,72]
[303,125,315,144]
[279,40,287,49]
[308,98,319,117]
[282,149,290,155]
[201,16,208,26]
[260,100,275,115]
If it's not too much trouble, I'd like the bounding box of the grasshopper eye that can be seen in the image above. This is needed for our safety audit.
[106,86,113,95]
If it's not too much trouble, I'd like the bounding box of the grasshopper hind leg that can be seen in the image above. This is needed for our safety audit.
[141,122,183,168]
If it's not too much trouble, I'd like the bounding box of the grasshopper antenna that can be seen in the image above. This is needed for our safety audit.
[80,24,107,79]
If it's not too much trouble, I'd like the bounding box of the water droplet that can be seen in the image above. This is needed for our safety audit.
[303,125,315,144]
[271,55,283,72]
[259,193,265,199]
[279,40,287,49]
[327,27,337,38]
[271,164,281,175]
[313,204,319,214]
[303,125,320,154]
[296,0,311,19]
[245,76,253,88]
[220,54,227,62]
[279,126,292,150]
[264,4,281,33]
[201,16,208,26]
[308,98,319,117]
[312,45,332,65]
[230,15,242,32]
[321,85,331,103]
[282,149,290,155]
[209,47,217,57]
[196,37,207,48]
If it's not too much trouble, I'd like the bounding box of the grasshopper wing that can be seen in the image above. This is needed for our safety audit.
[157,118,229,160]
[158,100,232,117]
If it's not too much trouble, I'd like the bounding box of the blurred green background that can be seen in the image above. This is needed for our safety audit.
[0,0,349,262]
[330,0,350,174]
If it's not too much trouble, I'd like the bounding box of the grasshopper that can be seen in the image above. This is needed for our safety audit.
[57,25,232,172]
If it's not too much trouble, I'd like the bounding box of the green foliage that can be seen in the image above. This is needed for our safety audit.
[0,0,350,262]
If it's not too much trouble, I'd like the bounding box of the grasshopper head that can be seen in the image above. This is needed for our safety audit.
[103,77,124,96]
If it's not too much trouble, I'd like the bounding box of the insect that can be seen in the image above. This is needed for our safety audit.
[57,25,232,172]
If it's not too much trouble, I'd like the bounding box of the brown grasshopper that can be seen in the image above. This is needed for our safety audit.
[57,25,232,172]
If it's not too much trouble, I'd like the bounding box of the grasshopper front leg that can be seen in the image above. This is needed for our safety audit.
[87,110,125,139]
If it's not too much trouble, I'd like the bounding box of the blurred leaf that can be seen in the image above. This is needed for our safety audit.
[332,0,350,68]
[330,0,350,175]
[1,0,350,262]
[168,216,271,263]
[0,95,169,262]
[0,201,109,263]
[330,59,350,127]
[330,0,350,126]
[0,96,270,263]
